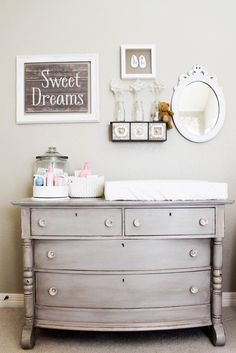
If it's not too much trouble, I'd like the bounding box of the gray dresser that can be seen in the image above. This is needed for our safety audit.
[14,198,230,348]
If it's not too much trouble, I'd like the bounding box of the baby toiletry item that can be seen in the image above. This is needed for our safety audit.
[46,164,54,186]
[34,175,45,187]
[33,147,69,198]
[79,162,91,177]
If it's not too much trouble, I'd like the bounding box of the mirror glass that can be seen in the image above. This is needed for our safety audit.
[172,65,225,143]
[179,82,219,136]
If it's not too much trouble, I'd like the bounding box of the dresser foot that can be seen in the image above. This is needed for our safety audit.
[21,325,35,349]
[209,324,225,346]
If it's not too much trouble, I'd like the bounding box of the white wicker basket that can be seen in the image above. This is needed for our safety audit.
[69,176,104,198]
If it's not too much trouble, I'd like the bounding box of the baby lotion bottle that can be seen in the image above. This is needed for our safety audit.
[80,162,91,177]
[46,164,54,186]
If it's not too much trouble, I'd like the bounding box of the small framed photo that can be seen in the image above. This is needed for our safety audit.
[121,44,156,79]
[131,122,148,141]
[111,122,130,141]
[149,122,167,141]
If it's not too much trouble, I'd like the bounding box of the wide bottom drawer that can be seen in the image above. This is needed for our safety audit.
[35,304,211,329]
[36,270,210,309]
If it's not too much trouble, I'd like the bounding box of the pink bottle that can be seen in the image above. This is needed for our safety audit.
[46,164,54,186]
[79,162,91,177]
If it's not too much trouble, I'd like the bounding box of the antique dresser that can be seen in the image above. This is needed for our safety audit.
[14,198,230,348]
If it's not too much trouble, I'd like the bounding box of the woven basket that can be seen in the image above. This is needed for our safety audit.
[69,176,104,198]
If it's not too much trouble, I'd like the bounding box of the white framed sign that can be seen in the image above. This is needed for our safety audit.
[121,44,156,79]
[16,54,99,124]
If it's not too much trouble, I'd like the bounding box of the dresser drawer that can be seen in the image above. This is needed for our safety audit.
[36,304,211,327]
[34,239,210,271]
[125,208,215,236]
[31,208,122,236]
[36,271,210,309]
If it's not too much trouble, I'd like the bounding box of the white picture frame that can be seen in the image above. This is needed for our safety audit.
[131,122,148,141]
[121,44,156,79]
[16,54,99,124]
[111,122,130,141]
[149,122,167,141]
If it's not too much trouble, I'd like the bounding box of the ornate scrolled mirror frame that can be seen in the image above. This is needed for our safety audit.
[171,65,225,142]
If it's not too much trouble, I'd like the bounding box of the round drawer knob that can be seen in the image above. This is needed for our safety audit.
[199,217,208,227]
[190,286,199,294]
[105,219,113,228]
[38,218,47,227]
[47,250,56,259]
[189,249,198,257]
[48,287,58,296]
[133,219,141,227]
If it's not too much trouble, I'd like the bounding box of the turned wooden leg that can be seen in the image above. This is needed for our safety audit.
[21,324,35,349]
[209,237,225,346]
[21,238,35,349]
[209,324,226,346]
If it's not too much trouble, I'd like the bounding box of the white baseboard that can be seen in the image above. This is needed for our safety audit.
[222,292,236,307]
[0,293,24,308]
[1,292,236,308]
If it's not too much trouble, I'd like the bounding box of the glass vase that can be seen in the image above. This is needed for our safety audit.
[133,100,144,121]
[114,101,125,121]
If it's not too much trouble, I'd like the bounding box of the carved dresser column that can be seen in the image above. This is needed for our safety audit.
[21,207,35,349]
[210,205,226,346]
[211,237,225,346]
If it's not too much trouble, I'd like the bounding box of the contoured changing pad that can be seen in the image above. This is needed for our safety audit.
[104,180,228,201]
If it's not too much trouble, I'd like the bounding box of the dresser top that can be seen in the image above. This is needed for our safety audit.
[12,197,233,207]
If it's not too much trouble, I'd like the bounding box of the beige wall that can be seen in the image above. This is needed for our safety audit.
[1,0,236,293]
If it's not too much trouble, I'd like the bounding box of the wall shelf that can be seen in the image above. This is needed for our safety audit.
[110,121,167,142]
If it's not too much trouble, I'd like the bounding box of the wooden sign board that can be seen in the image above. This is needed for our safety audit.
[17,55,99,123]
[24,62,91,113]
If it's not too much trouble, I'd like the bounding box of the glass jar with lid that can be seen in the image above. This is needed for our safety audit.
[35,146,68,175]
[33,147,69,198]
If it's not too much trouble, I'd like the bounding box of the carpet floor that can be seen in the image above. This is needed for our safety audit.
[0,308,236,352]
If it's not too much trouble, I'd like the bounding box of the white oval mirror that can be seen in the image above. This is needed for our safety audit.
[171,65,225,142]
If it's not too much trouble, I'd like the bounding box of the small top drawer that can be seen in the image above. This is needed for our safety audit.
[31,208,122,236]
[125,208,215,236]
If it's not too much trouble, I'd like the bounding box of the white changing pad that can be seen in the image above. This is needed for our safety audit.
[104,180,228,201]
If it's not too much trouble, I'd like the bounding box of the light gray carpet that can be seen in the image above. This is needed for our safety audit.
[0,308,236,352]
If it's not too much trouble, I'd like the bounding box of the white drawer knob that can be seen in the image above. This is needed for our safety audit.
[47,250,56,259]
[190,286,199,294]
[38,218,47,227]
[199,217,208,226]
[133,219,141,227]
[189,249,198,257]
[48,287,58,296]
[105,219,113,228]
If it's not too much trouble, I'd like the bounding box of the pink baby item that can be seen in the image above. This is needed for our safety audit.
[46,164,54,186]
[79,162,91,177]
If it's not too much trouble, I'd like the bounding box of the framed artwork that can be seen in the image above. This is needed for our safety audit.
[111,122,130,141]
[121,44,156,79]
[149,122,167,141]
[16,54,99,124]
[131,122,148,141]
